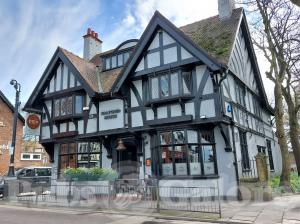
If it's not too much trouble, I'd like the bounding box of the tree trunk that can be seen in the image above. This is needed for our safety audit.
[287,101,300,175]
[274,81,291,186]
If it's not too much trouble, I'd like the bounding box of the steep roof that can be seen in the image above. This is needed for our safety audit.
[0,90,25,123]
[180,7,243,64]
[99,68,123,93]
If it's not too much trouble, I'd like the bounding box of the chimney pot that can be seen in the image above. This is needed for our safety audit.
[87,28,91,35]
[218,0,235,21]
[83,28,102,60]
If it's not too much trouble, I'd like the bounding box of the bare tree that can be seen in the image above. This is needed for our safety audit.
[241,0,300,187]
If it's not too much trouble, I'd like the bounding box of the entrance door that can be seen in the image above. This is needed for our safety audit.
[118,147,139,179]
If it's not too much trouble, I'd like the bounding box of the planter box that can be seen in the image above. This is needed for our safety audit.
[51,180,111,197]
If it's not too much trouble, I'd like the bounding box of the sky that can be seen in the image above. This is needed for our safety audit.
[0,0,274,106]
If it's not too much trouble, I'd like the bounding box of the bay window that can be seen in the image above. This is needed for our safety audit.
[149,68,193,101]
[159,129,216,177]
[59,142,102,177]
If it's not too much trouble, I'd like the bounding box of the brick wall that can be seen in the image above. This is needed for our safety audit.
[0,97,24,175]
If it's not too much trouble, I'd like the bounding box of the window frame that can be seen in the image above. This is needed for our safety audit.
[53,94,84,119]
[103,49,132,71]
[58,142,102,178]
[158,129,217,177]
[148,68,193,102]
[239,129,250,171]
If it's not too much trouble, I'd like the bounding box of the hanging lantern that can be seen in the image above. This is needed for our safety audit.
[116,138,126,151]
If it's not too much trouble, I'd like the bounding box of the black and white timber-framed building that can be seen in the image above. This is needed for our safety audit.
[24,0,282,198]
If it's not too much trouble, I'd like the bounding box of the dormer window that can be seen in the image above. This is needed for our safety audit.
[103,50,132,71]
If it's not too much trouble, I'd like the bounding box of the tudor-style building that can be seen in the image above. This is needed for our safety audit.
[24,1,282,198]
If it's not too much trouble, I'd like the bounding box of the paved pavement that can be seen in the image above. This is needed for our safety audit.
[1,195,300,224]
[220,195,300,224]
[0,204,212,224]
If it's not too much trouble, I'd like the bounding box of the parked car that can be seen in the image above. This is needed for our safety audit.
[0,177,4,197]
[16,167,52,190]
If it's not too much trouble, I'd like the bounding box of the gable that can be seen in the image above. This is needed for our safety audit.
[44,62,82,95]
[134,29,194,72]
[24,47,98,111]
[227,15,273,113]
[112,11,222,93]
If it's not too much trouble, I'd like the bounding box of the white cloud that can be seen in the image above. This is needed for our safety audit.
[105,0,274,103]
[0,0,101,103]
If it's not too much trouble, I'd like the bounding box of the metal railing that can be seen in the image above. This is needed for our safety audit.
[238,159,258,181]
[2,179,222,217]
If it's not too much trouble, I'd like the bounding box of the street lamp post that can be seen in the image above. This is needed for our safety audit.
[7,79,21,177]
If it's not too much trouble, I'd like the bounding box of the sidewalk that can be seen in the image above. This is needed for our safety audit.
[1,195,300,223]
[220,195,300,224]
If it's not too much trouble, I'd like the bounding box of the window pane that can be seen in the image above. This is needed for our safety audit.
[69,143,76,154]
[117,54,123,66]
[77,154,89,167]
[189,145,201,175]
[89,154,100,167]
[90,142,101,153]
[124,52,130,62]
[174,145,187,175]
[187,130,198,143]
[78,142,89,153]
[35,168,51,176]
[182,71,192,94]
[173,130,185,144]
[66,97,73,115]
[151,77,159,99]
[33,154,41,160]
[160,132,172,145]
[111,56,117,68]
[170,72,179,95]
[75,96,83,114]
[22,154,30,159]
[201,131,213,143]
[54,99,60,117]
[61,98,67,116]
[161,146,173,176]
[105,58,110,70]
[160,75,169,97]
[69,154,77,168]
[60,144,68,154]
[202,145,215,175]
[59,155,68,174]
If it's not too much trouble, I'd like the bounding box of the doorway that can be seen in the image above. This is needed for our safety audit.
[117,146,139,179]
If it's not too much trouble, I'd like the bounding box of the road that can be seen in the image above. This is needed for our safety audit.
[0,205,212,224]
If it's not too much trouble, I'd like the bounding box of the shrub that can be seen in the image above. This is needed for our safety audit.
[64,167,118,181]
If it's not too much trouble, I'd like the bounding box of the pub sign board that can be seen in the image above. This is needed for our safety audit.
[25,113,41,136]
[99,99,124,131]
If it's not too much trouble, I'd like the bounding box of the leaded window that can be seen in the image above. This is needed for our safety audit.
[239,130,250,170]
[159,129,216,176]
[235,82,246,107]
[53,95,83,118]
[59,142,102,178]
